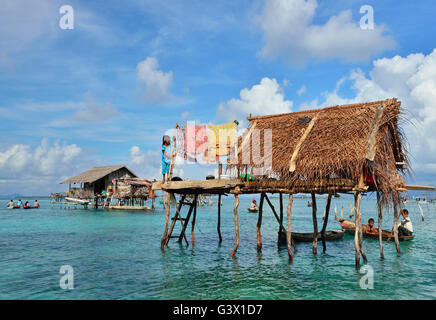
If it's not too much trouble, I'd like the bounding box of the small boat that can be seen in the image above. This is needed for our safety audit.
[12,205,21,209]
[23,206,39,209]
[65,197,89,204]
[292,229,345,242]
[338,219,415,241]
[248,206,259,213]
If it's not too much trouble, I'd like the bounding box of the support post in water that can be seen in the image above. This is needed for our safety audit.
[217,194,222,243]
[191,194,198,247]
[354,191,361,269]
[311,192,318,255]
[257,193,265,251]
[286,193,294,262]
[393,200,401,254]
[230,194,240,257]
[279,193,284,244]
[377,191,384,259]
[320,193,332,252]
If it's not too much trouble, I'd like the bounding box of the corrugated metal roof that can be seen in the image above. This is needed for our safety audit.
[60,165,137,184]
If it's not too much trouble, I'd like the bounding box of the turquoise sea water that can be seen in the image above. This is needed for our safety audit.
[0,196,435,300]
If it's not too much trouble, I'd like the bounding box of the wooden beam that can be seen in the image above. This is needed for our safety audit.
[366,103,385,161]
[289,115,318,172]
[403,184,435,191]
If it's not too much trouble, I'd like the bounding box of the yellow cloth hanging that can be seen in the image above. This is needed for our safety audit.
[206,122,237,159]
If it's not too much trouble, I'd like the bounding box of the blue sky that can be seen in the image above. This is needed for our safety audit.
[1,0,436,195]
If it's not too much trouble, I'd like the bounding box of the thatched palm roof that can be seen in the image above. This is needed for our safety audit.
[60,165,137,184]
[229,98,409,204]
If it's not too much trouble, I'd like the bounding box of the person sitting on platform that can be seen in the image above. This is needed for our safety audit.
[398,209,413,236]
[34,200,40,208]
[7,200,14,208]
[23,201,30,208]
[365,218,378,235]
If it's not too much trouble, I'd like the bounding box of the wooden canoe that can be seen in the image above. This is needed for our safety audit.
[338,219,415,241]
[291,229,345,242]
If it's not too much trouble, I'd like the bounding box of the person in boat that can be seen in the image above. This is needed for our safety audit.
[7,200,14,208]
[34,200,40,208]
[397,209,413,236]
[249,198,258,210]
[16,199,22,207]
[365,218,378,235]
[23,201,30,208]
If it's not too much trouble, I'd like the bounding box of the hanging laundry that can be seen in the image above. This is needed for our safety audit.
[205,122,238,160]
[176,125,198,162]
[185,124,208,154]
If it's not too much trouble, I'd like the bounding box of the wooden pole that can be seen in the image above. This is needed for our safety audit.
[320,193,332,252]
[354,191,361,269]
[191,194,198,247]
[217,194,222,243]
[311,193,318,255]
[286,194,294,262]
[279,193,284,244]
[257,193,265,251]
[230,194,240,257]
[393,201,401,254]
[377,191,384,259]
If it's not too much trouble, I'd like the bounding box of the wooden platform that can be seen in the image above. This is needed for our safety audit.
[153,179,243,194]
[153,179,435,195]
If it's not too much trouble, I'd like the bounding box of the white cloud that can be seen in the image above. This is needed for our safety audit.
[129,146,161,179]
[313,49,436,176]
[217,77,293,123]
[257,0,396,66]
[137,57,174,104]
[297,84,306,96]
[74,93,119,122]
[0,138,83,194]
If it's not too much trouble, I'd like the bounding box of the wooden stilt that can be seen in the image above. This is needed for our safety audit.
[191,195,198,247]
[376,191,384,259]
[217,194,222,243]
[257,193,265,251]
[354,191,361,269]
[320,193,332,252]
[393,201,401,254]
[286,194,294,262]
[230,194,240,257]
[264,193,297,251]
[279,193,284,244]
[311,193,318,255]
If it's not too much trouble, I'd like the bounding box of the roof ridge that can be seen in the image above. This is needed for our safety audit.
[247,98,398,121]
